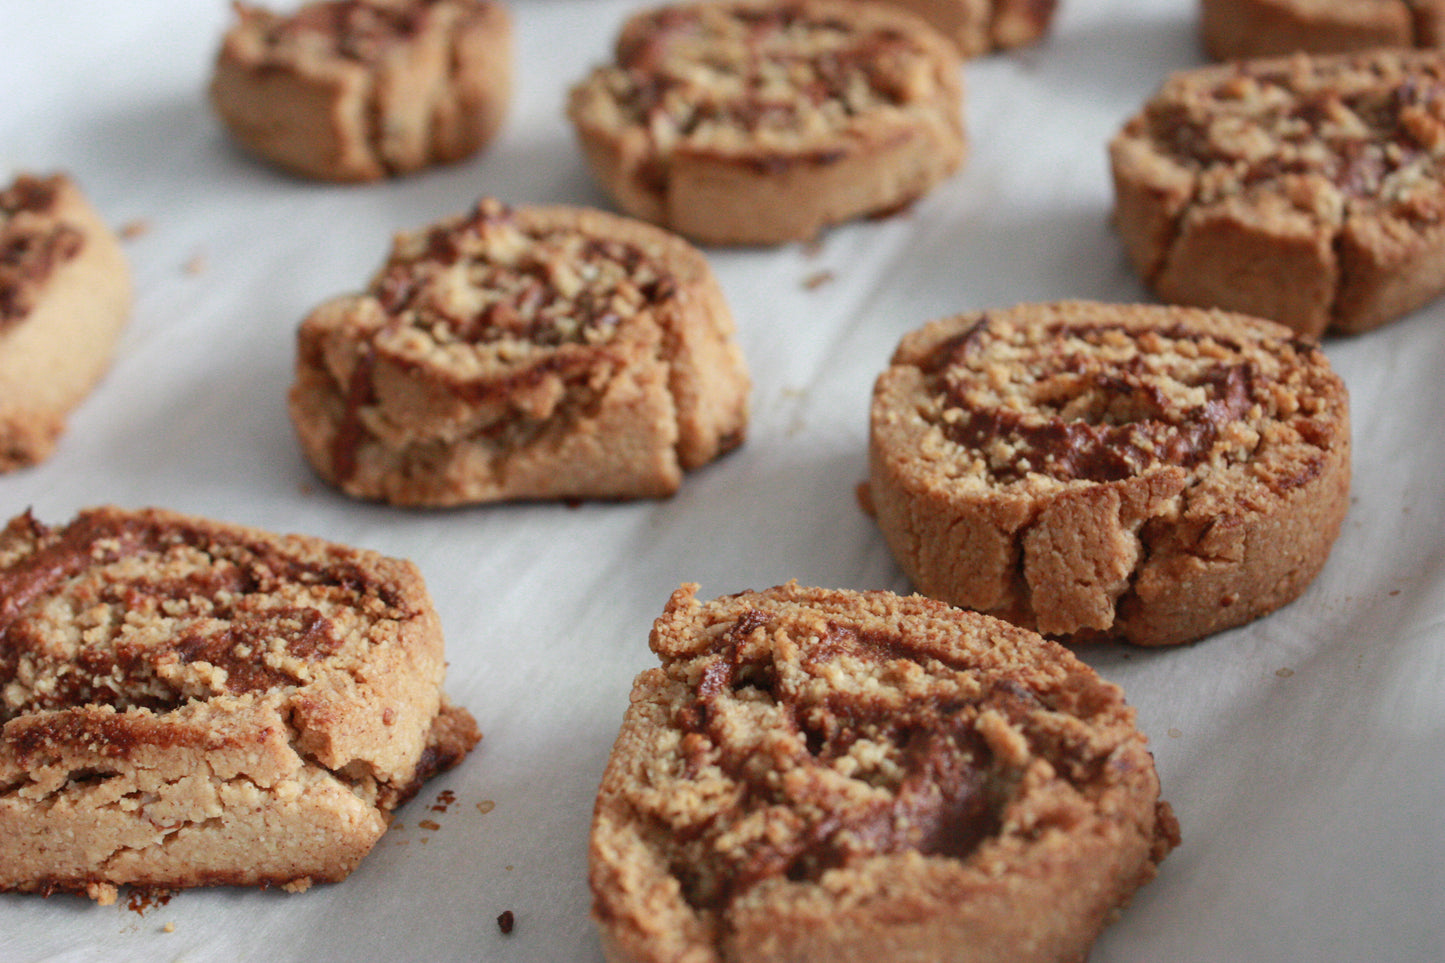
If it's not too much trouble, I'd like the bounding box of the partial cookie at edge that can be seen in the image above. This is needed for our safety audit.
[0,173,131,471]
[0,505,480,901]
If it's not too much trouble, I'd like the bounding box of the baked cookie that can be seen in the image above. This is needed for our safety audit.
[1111,50,1445,337]
[590,582,1178,963]
[0,506,480,902]
[210,0,512,182]
[1201,0,1445,61]
[876,0,1058,57]
[566,0,966,245]
[866,301,1350,647]
[0,173,131,472]
[289,198,750,505]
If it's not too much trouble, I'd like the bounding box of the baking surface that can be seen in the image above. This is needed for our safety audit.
[3,0,1443,960]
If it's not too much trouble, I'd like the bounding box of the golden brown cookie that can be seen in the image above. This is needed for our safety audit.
[590,582,1178,963]
[0,506,480,903]
[209,0,512,182]
[0,173,131,472]
[1111,50,1445,337]
[876,0,1058,57]
[566,0,966,245]
[288,198,750,505]
[866,301,1350,647]
[1200,0,1445,61]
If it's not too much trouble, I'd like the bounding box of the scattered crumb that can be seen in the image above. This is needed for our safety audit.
[163,922,176,934]
[497,910,515,935]
[184,252,207,275]
[1389,589,1401,597]
[393,823,405,831]
[120,219,151,240]
[802,269,834,290]
[430,790,457,813]
[1166,727,1182,739]
[1275,667,1295,678]
[126,889,173,916]
[505,865,514,871]
[855,481,875,517]
[418,819,441,831]
[477,800,496,815]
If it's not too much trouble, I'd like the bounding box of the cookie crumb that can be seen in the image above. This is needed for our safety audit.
[163,922,176,934]
[497,910,515,934]
[1166,727,1183,739]
[184,253,206,275]
[802,269,834,290]
[477,800,496,814]
[1275,667,1295,678]
[120,219,151,240]
[418,819,441,831]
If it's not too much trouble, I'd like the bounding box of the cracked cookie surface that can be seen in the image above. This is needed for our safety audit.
[866,301,1350,646]
[1111,49,1445,336]
[567,0,965,245]
[1,173,131,471]
[209,0,512,181]
[0,506,479,902]
[289,198,750,505]
[589,582,1178,963]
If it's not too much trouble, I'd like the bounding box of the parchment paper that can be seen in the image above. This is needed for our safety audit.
[2,0,1442,959]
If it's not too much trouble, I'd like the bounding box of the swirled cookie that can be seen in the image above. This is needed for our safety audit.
[566,0,965,245]
[0,506,480,902]
[209,0,512,182]
[1201,0,1445,61]
[1111,50,1445,337]
[590,582,1178,963]
[876,0,1057,57]
[866,301,1350,647]
[288,199,749,505]
[1,173,131,472]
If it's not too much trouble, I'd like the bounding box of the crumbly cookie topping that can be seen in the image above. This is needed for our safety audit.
[579,0,950,158]
[1132,51,1445,222]
[240,0,450,62]
[0,175,84,328]
[369,198,675,367]
[913,311,1340,488]
[629,585,1160,916]
[0,509,409,722]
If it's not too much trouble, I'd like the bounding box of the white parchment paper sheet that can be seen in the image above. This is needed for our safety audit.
[2,0,1442,959]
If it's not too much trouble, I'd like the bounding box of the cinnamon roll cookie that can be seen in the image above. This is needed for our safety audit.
[1,173,131,472]
[877,0,1058,57]
[288,199,749,505]
[866,301,1350,647]
[1201,0,1445,61]
[1111,50,1445,337]
[209,0,512,182]
[0,506,480,903]
[589,582,1178,963]
[566,0,965,245]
